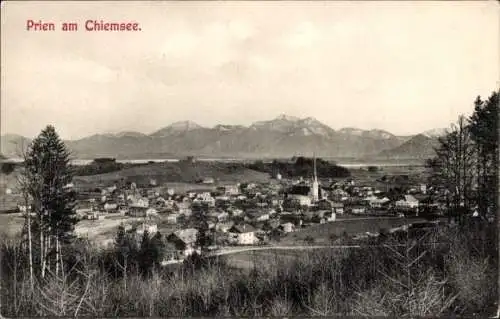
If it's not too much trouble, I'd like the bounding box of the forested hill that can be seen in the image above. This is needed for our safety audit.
[247,157,351,178]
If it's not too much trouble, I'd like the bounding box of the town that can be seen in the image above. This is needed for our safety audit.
[32,155,450,265]
[2,1,497,316]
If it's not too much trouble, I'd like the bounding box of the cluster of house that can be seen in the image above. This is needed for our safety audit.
[281,172,426,217]
[67,162,436,261]
[151,168,430,261]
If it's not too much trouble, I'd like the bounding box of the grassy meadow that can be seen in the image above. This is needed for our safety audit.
[278,216,428,245]
[73,160,271,189]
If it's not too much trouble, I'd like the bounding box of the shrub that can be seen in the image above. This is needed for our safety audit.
[1,162,16,175]
[0,224,497,317]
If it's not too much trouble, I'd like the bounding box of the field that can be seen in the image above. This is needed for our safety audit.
[278,216,427,245]
[69,212,185,246]
[346,164,429,187]
[73,161,271,189]
[224,249,305,271]
[224,215,432,271]
[0,166,24,212]
[0,211,186,245]
[76,216,147,244]
[0,213,24,237]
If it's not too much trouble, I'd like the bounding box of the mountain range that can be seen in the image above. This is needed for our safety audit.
[1,115,445,160]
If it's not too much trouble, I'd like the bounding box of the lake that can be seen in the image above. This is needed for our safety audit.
[2,158,425,167]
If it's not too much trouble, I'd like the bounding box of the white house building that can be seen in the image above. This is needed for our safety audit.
[229,224,259,245]
[395,195,419,209]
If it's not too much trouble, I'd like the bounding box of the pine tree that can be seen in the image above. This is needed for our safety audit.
[139,230,152,276]
[195,227,211,250]
[469,91,499,219]
[23,125,77,278]
[150,231,165,269]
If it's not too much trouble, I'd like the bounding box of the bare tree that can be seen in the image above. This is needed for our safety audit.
[427,115,476,224]
[18,162,35,289]
[9,138,35,290]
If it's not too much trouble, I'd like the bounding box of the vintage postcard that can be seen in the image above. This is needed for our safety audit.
[1,1,498,317]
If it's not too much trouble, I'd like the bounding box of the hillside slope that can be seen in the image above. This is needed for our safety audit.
[72,161,271,188]
[377,134,439,159]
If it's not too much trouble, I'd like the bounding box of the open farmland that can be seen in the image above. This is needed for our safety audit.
[279,216,427,245]
[75,216,142,244]
[0,166,23,212]
[345,164,429,188]
[0,212,182,246]
[0,193,23,213]
[0,213,24,237]
[76,214,185,246]
[73,160,271,189]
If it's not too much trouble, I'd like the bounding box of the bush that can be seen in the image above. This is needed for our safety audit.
[367,166,378,172]
[0,225,497,317]
[1,162,16,175]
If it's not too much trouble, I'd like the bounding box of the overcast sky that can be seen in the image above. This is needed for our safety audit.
[1,1,498,140]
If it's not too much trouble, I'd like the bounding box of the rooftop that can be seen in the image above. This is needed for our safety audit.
[173,228,198,245]
[231,224,257,233]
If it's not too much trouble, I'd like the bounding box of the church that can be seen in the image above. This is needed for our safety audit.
[284,155,323,207]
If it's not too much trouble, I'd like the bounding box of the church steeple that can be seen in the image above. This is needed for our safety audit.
[311,152,319,201]
[313,152,317,182]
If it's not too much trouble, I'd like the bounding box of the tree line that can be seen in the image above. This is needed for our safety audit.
[248,156,351,178]
[71,158,125,176]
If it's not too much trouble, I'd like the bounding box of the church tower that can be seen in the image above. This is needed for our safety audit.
[311,153,319,202]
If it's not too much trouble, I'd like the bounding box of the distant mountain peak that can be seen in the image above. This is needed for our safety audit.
[213,124,245,131]
[411,133,433,141]
[113,131,147,138]
[378,133,439,159]
[337,128,397,140]
[274,114,300,122]
[422,128,447,138]
[338,127,364,135]
[168,120,203,130]
[301,116,319,124]
[150,120,204,138]
[365,129,395,139]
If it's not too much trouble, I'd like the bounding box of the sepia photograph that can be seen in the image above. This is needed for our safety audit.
[1,1,499,317]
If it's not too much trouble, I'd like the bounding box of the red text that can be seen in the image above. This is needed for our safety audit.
[85,20,141,31]
[26,20,55,31]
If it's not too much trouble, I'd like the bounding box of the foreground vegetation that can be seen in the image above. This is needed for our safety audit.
[1,223,496,317]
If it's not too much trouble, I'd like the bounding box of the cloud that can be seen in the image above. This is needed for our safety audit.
[1,1,498,139]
